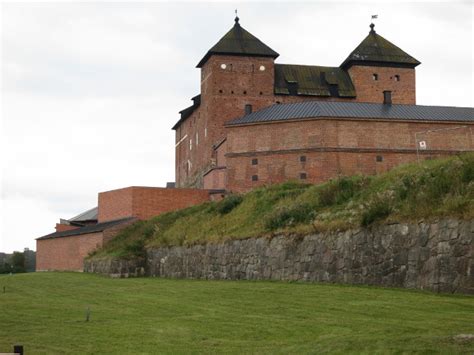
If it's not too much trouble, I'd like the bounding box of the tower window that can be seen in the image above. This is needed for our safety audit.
[376,155,383,162]
[219,89,223,93]
[372,73,378,81]
[196,133,199,146]
[251,158,258,165]
[394,75,400,81]
[259,91,263,95]
[189,139,192,150]
[243,90,247,95]
[252,175,258,181]
[300,155,306,162]
[300,173,307,180]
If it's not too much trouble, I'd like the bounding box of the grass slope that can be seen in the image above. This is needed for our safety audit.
[91,154,474,259]
[0,273,473,354]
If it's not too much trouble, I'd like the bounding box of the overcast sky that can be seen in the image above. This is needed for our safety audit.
[0,1,472,253]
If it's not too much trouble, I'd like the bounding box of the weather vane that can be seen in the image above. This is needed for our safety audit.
[371,14,378,23]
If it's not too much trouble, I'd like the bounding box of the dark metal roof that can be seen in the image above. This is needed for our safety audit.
[68,207,98,222]
[275,64,356,98]
[226,101,474,126]
[172,95,201,130]
[37,217,136,240]
[196,17,279,68]
[341,24,420,69]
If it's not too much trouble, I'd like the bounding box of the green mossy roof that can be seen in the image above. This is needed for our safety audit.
[341,25,420,69]
[197,17,279,68]
[274,64,356,97]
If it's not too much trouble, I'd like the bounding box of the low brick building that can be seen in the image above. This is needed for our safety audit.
[36,187,213,271]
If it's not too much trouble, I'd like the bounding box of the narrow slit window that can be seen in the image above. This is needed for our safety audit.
[373,73,378,81]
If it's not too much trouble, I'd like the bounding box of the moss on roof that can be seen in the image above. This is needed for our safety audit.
[275,64,356,98]
[341,25,420,69]
[197,17,279,68]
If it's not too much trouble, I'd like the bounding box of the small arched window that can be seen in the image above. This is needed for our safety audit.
[372,73,378,81]
[394,75,400,81]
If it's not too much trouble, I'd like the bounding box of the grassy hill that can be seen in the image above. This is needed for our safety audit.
[90,154,474,259]
[0,272,473,354]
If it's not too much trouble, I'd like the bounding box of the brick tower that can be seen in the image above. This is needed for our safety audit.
[174,17,280,188]
[341,23,420,104]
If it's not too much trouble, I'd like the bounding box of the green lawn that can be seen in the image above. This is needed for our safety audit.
[0,273,473,354]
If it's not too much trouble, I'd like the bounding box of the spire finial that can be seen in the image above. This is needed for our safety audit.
[370,14,378,33]
[234,9,239,24]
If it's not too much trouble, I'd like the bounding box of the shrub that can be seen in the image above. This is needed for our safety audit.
[214,194,243,215]
[361,200,392,226]
[265,203,314,231]
[318,177,360,207]
[460,154,474,183]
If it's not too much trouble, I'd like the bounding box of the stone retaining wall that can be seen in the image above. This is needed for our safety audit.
[86,219,473,294]
[84,257,145,278]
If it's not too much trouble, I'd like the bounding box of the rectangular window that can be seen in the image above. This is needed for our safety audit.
[251,158,258,165]
[189,139,192,150]
[252,175,258,181]
[300,155,306,162]
[196,132,199,146]
[373,73,378,81]
[204,127,207,138]
[376,155,383,162]
[300,173,307,180]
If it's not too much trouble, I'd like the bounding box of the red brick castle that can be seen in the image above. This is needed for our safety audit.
[36,18,473,271]
[174,17,472,193]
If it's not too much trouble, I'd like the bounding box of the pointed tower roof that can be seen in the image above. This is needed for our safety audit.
[196,17,279,68]
[341,23,420,69]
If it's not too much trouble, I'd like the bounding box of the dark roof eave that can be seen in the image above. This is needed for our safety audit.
[172,95,202,130]
[341,59,421,70]
[196,51,279,68]
[37,217,136,240]
[225,101,474,126]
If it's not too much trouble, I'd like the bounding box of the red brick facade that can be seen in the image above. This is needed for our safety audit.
[225,120,473,192]
[98,186,211,222]
[37,219,137,271]
[37,232,104,271]
[347,66,416,104]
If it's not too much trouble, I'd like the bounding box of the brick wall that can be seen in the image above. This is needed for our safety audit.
[225,119,473,192]
[98,187,134,222]
[98,187,211,222]
[36,219,136,271]
[55,224,79,232]
[348,66,416,104]
[36,232,104,271]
